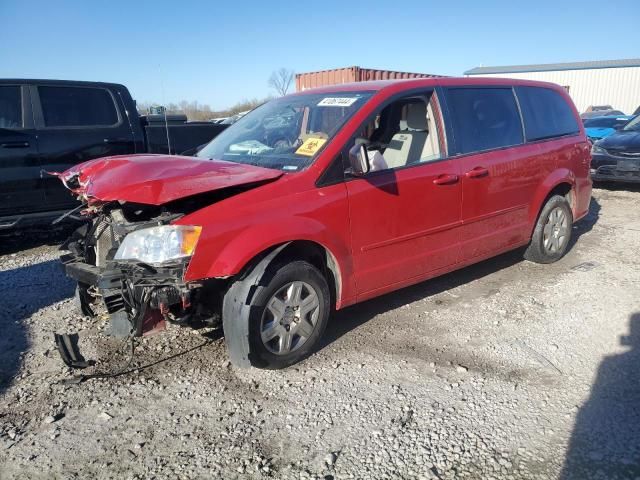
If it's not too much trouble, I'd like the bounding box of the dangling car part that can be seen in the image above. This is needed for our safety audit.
[54,332,94,369]
[61,207,220,339]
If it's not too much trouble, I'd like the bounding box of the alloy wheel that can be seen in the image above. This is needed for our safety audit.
[260,281,320,355]
[543,206,569,254]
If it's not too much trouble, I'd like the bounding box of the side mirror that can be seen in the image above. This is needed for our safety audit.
[348,143,370,176]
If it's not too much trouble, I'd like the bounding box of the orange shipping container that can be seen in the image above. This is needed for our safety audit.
[295,66,441,91]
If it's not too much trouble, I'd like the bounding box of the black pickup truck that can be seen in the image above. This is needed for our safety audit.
[0,79,227,229]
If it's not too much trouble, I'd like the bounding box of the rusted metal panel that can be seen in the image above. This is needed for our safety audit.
[296,67,356,91]
[296,66,440,91]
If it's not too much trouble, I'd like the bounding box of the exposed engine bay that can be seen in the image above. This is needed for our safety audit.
[52,153,285,369]
[53,155,284,358]
[61,201,224,341]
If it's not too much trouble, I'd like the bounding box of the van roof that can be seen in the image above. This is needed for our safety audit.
[290,76,565,96]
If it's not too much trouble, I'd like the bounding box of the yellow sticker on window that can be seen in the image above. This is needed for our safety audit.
[295,137,327,156]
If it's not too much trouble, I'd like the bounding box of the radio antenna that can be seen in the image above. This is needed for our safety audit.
[158,64,172,154]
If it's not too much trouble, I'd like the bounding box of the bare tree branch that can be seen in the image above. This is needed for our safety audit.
[268,68,295,96]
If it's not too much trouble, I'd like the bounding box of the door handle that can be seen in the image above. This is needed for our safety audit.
[1,141,29,148]
[103,138,129,144]
[465,167,489,178]
[432,173,459,185]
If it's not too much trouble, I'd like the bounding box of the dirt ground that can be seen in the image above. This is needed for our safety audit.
[1,185,639,480]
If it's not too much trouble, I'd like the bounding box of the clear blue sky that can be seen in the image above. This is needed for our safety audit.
[2,0,638,110]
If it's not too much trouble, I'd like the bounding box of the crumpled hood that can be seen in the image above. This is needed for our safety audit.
[59,154,283,205]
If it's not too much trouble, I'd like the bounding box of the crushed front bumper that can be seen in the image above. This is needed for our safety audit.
[63,255,120,288]
[61,253,197,337]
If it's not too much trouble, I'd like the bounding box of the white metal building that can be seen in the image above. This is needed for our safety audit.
[464,59,640,115]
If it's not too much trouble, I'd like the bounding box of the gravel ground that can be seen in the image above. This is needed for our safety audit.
[1,185,639,480]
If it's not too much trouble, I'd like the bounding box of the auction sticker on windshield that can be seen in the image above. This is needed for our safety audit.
[296,137,327,156]
[317,97,358,107]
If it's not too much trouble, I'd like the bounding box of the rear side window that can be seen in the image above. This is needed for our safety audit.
[38,86,119,127]
[445,88,523,155]
[0,86,22,129]
[516,86,579,141]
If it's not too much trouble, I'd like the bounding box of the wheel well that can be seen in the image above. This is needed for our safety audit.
[547,182,574,209]
[237,241,340,310]
[529,182,574,236]
[272,241,340,309]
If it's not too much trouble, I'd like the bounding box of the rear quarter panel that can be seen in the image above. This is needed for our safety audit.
[526,84,592,227]
[565,139,592,221]
[551,87,592,221]
[527,137,591,228]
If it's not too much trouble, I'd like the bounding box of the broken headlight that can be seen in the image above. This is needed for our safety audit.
[114,225,202,264]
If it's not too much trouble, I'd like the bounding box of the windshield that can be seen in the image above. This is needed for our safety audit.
[623,115,640,132]
[197,92,373,171]
[583,117,630,129]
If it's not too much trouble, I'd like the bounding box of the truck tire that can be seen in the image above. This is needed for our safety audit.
[223,259,330,369]
[524,195,573,264]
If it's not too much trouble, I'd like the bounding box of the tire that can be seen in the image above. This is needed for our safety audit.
[225,260,330,369]
[524,195,573,264]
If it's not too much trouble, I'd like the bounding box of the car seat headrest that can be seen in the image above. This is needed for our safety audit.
[406,102,427,130]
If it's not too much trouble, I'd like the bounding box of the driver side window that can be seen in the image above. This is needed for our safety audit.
[356,91,444,172]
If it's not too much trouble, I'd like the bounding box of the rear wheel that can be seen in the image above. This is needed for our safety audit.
[524,195,573,264]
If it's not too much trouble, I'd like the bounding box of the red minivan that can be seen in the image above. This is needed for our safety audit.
[59,78,591,369]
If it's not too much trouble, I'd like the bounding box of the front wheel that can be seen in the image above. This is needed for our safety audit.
[524,195,573,264]
[224,260,330,369]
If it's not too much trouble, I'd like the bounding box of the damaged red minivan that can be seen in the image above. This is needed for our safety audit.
[59,78,591,369]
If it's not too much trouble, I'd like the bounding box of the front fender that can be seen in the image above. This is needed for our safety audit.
[184,216,354,306]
